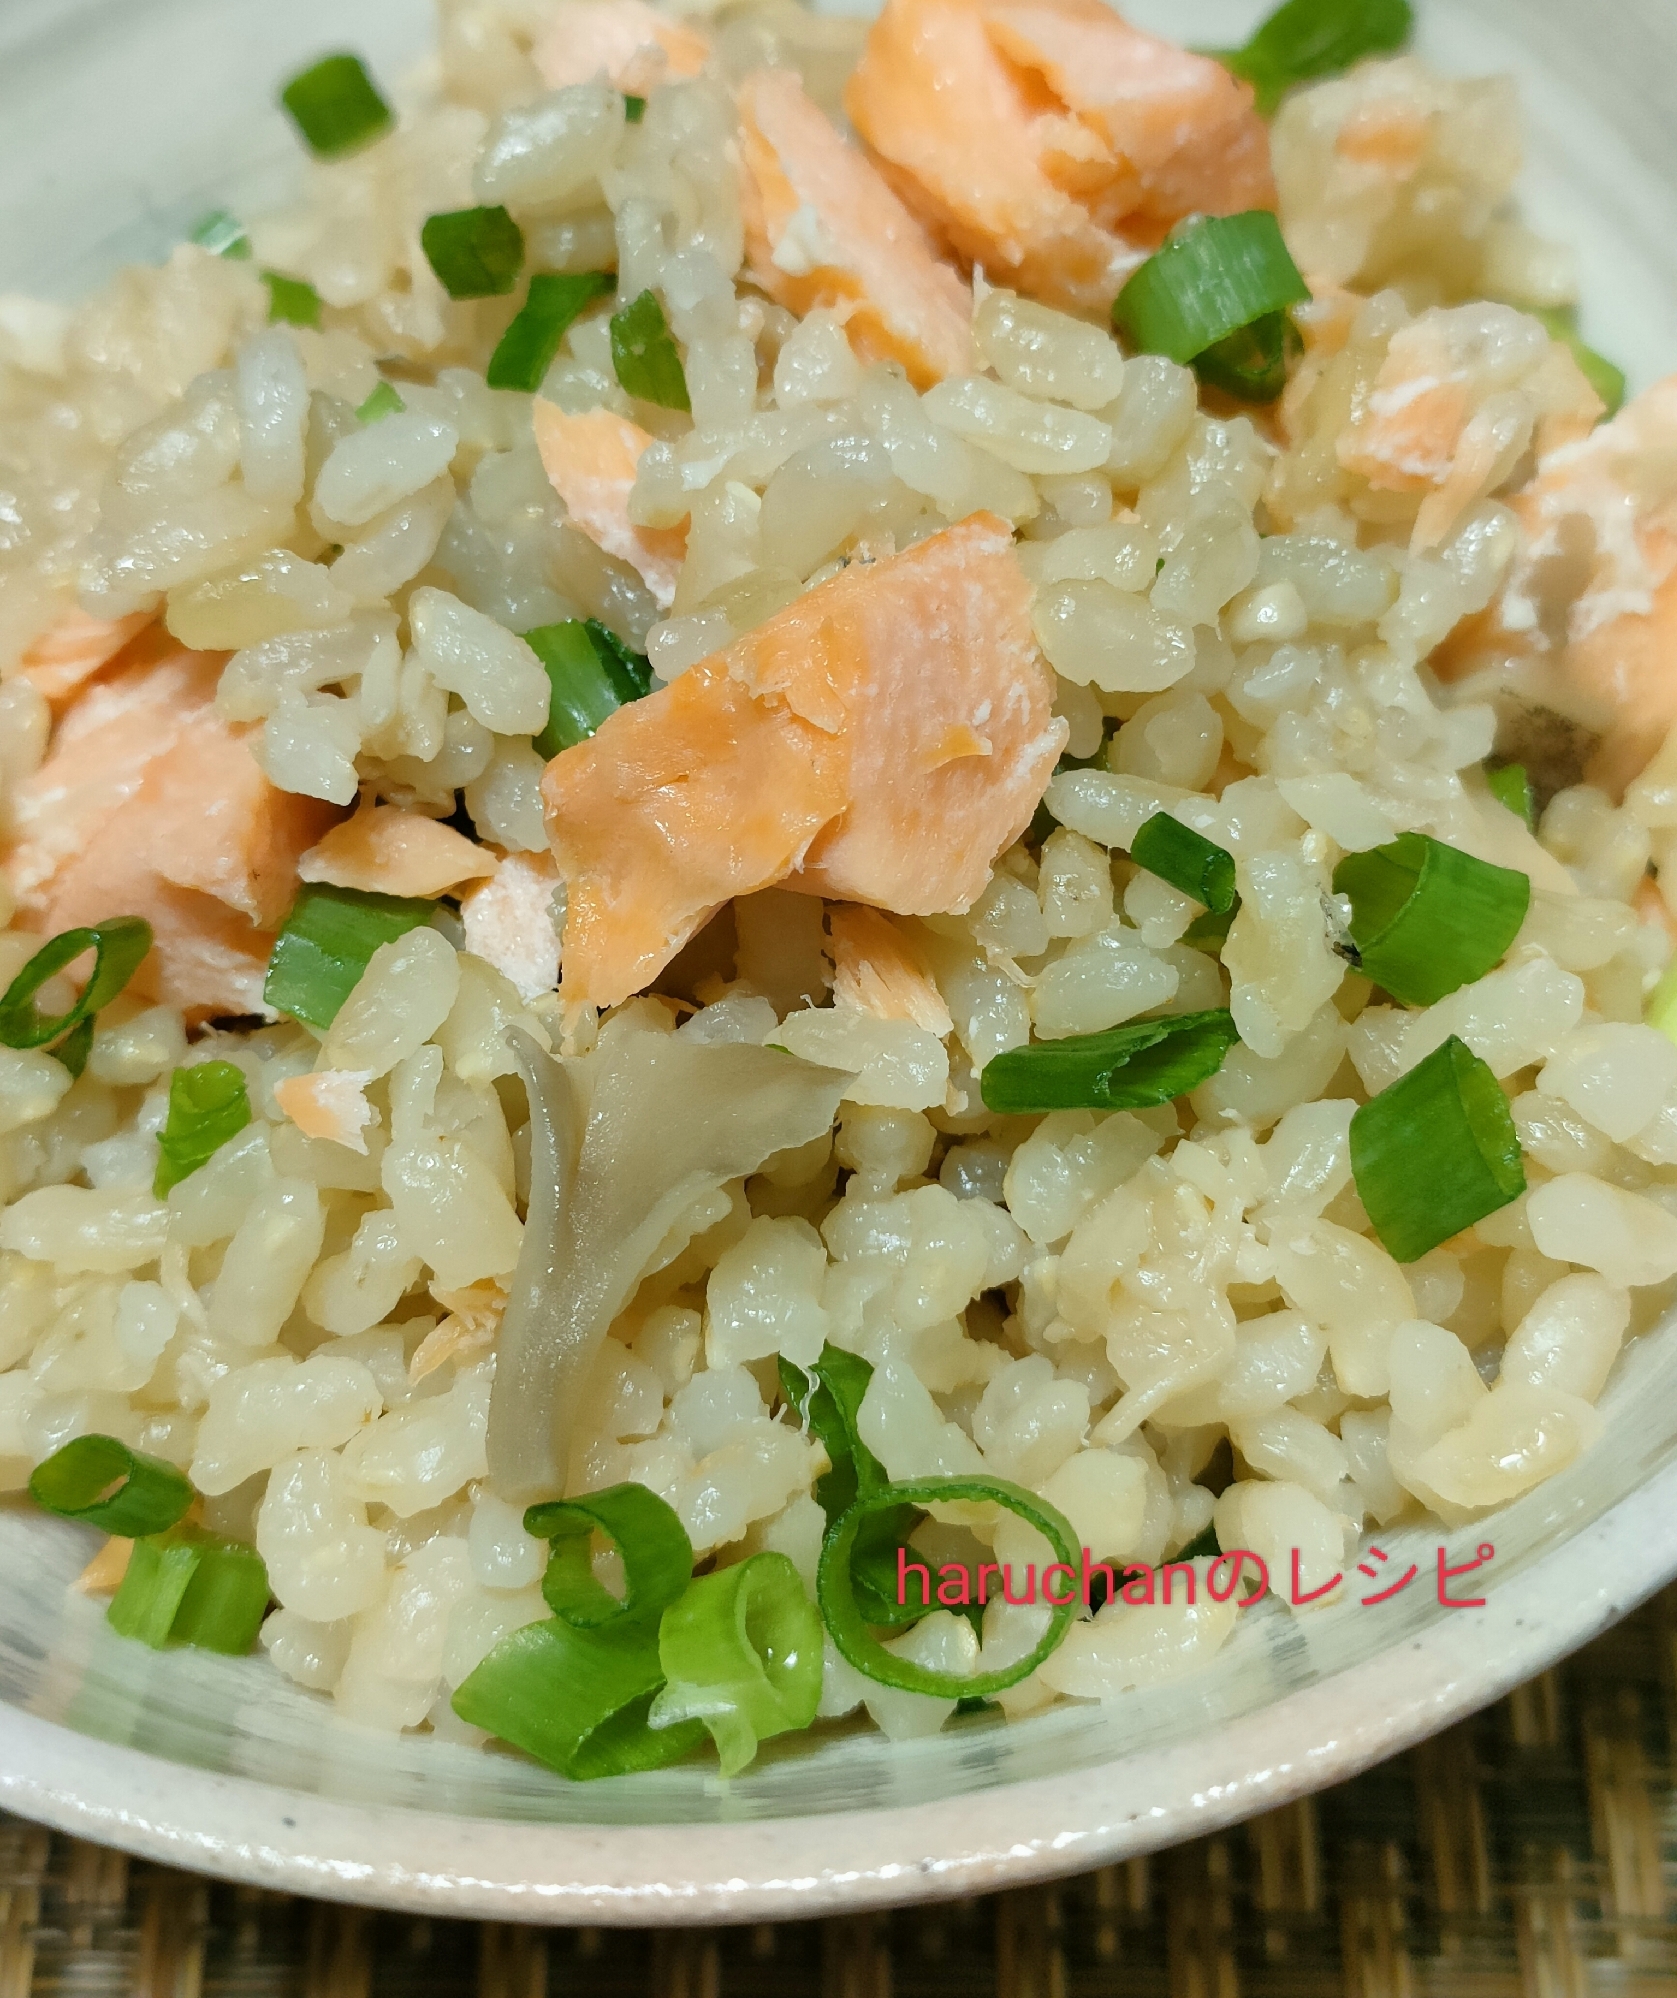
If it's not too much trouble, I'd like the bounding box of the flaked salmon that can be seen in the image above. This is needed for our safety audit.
[532,0,710,96]
[1437,375,1677,794]
[737,67,973,389]
[828,903,954,1033]
[845,0,1274,317]
[299,804,496,900]
[533,402,688,610]
[18,609,155,707]
[542,512,1063,1008]
[2,628,337,1017]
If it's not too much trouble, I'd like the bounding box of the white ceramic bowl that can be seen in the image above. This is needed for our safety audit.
[5,0,1677,1927]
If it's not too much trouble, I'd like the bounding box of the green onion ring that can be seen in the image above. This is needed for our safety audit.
[816,1476,1082,1699]
[651,1552,823,1776]
[0,917,151,1056]
[525,1481,693,1631]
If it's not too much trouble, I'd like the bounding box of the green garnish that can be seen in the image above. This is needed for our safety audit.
[650,1553,824,1777]
[1131,812,1238,913]
[817,1476,1081,1697]
[1532,306,1627,419]
[781,1345,922,1628]
[1216,0,1414,115]
[262,272,322,328]
[355,380,405,422]
[1485,761,1536,830]
[188,209,251,259]
[623,94,647,122]
[279,53,394,160]
[28,1435,193,1539]
[263,884,434,1031]
[487,271,615,394]
[0,917,151,1078]
[610,289,690,411]
[107,1525,271,1655]
[527,618,654,758]
[1350,1035,1525,1262]
[1113,212,1310,404]
[1183,901,1240,953]
[1195,310,1302,402]
[153,1062,253,1198]
[1172,1521,1221,1562]
[453,1615,705,1779]
[1647,955,1677,1048]
[1333,832,1530,1007]
[980,1009,1241,1115]
[421,206,525,300]
[525,1483,693,1631]
[454,1481,706,1780]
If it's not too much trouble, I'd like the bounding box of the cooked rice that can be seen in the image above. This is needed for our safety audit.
[1,0,1675,1753]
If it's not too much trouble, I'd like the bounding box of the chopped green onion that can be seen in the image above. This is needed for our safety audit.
[782,1345,920,1627]
[1131,812,1237,912]
[817,1476,1081,1699]
[525,1481,692,1631]
[1532,306,1627,420]
[527,619,654,757]
[1485,761,1536,829]
[0,918,152,1072]
[153,1061,252,1198]
[1172,1521,1221,1562]
[1183,900,1240,953]
[1194,310,1301,402]
[1333,832,1530,1007]
[610,289,690,412]
[1646,953,1677,1048]
[487,271,616,394]
[452,1615,704,1779]
[1218,0,1413,116]
[980,1009,1240,1115]
[781,1343,885,1524]
[188,209,251,259]
[108,1525,270,1654]
[279,53,394,159]
[1113,212,1310,403]
[262,272,322,329]
[263,884,434,1030]
[1351,1035,1525,1262]
[649,1552,823,1777]
[28,1435,193,1538]
[421,206,525,300]
[52,1016,95,1080]
[587,618,655,700]
[355,380,404,422]
[624,93,647,122]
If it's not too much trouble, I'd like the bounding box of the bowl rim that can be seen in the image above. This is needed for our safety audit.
[5,1446,1675,1925]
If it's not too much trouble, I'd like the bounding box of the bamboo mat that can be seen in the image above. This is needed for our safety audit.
[7,1585,1677,1997]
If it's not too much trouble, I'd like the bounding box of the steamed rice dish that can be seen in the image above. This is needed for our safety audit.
[4,0,1677,1778]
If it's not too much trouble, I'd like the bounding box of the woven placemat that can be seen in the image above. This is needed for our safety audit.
[6,1583,1677,1997]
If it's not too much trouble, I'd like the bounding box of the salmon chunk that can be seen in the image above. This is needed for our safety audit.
[299,804,496,900]
[18,608,154,707]
[542,512,1063,1008]
[1437,375,1677,794]
[1335,304,1602,550]
[533,0,710,96]
[845,0,1274,317]
[737,67,973,389]
[2,629,337,1017]
[533,401,688,610]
